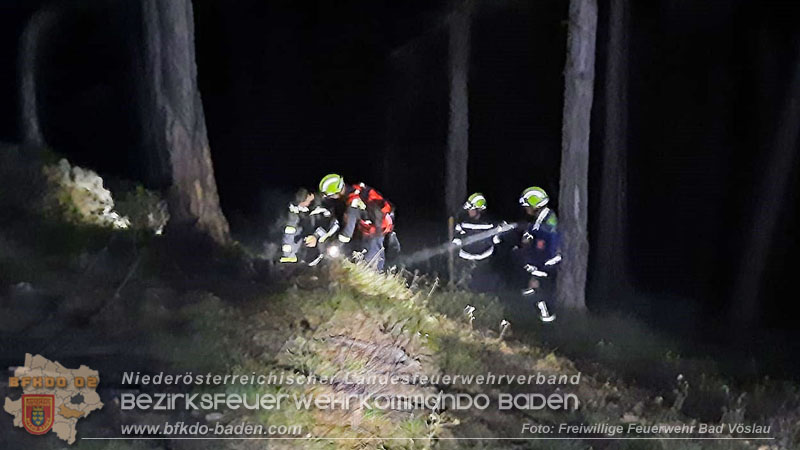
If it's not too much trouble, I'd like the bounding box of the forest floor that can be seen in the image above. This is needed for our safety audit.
[1,145,799,449]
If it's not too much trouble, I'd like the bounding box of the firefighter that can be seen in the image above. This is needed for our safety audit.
[514,186,561,322]
[318,173,397,270]
[451,193,502,291]
[279,188,339,265]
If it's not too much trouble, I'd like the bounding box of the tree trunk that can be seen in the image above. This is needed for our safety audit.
[445,0,471,217]
[139,0,230,245]
[19,4,58,148]
[556,0,598,311]
[594,0,629,299]
[732,40,800,326]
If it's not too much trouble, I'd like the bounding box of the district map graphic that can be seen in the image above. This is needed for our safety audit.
[4,354,103,444]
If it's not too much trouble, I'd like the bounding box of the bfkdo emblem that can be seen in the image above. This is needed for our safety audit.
[22,394,55,435]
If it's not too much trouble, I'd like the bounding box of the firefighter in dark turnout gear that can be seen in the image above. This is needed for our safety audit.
[279,188,339,265]
[451,193,503,291]
[318,174,397,270]
[453,193,499,260]
[513,186,561,322]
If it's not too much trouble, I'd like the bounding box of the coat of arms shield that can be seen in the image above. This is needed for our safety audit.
[21,394,55,435]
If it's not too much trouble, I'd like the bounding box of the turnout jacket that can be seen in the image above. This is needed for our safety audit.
[281,195,339,262]
[515,207,561,274]
[338,183,394,243]
[452,212,501,261]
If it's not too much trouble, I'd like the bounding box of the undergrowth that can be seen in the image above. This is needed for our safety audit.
[161,259,798,449]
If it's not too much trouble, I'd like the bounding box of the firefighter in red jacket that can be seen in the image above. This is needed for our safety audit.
[318,174,398,270]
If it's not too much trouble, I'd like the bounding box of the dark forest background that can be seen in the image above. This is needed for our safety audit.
[1,0,798,356]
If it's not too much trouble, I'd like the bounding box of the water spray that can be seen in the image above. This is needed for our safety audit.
[400,222,517,266]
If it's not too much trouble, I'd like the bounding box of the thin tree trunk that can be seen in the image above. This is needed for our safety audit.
[19,4,58,147]
[594,0,629,299]
[445,0,471,217]
[732,40,800,326]
[139,0,230,245]
[556,0,598,311]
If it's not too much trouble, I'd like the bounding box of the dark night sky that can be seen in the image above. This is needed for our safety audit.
[0,0,799,335]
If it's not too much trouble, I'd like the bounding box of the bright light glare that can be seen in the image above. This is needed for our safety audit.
[327,245,341,258]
